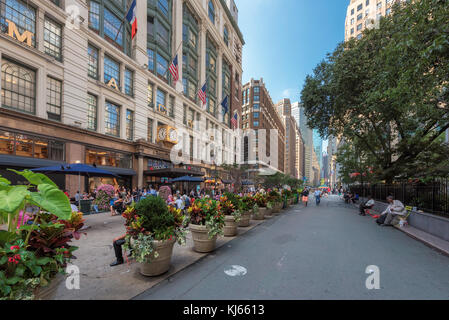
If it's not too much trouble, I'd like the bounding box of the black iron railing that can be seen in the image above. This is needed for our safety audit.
[350,179,449,218]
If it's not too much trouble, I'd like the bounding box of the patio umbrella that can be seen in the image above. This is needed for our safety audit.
[32,164,118,207]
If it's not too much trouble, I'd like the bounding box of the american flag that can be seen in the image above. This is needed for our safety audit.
[198,82,207,106]
[231,111,238,129]
[169,54,179,84]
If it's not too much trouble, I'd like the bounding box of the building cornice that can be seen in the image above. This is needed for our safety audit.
[219,0,245,45]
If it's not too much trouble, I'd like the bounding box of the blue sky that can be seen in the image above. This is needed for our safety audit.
[235,0,348,104]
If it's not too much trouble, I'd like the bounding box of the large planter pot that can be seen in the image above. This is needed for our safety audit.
[34,273,65,300]
[190,224,217,253]
[265,208,273,219]
[272,203,282,215]
[223,215,238,237]
[252,207,265,220]
[139,238,176,277]
[238,211,251,227]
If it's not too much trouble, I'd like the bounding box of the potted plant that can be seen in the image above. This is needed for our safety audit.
[268,190,282,215]
[238,196,254,227]
[123,197,188,277]
[187,198,224,253]
[220,195,241,237]
[94,184,115,212]
[253,193,269,220]
[0,170,80,300]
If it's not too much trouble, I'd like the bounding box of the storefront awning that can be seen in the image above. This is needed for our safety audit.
[97,166,136,176]
[144,168,204,178]
[0,154,65,168]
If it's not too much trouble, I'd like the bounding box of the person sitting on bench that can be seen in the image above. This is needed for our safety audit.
[359,195,375,216]
[110,234,133,267]
[377,196,406,226]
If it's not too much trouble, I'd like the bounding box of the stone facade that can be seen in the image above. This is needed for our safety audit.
[0,0,244,196]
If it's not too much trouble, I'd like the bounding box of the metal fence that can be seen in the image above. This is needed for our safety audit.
[349,179,449,218]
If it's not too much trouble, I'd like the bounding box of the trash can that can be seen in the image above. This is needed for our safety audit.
[79,200,92,215]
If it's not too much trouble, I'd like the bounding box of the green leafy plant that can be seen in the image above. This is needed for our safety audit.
[188,198,225,239]
[123,197,188,263]
[0,170,78,300]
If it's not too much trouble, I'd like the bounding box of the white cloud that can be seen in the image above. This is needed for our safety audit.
[282,89,293,98]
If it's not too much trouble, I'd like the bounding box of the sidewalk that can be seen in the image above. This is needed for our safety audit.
[51,208,279,300]
[351,200,449,257]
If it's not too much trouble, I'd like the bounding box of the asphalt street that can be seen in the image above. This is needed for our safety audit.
[135,195,449,300]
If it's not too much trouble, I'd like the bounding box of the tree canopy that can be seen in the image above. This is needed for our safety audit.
[301,0,449,183]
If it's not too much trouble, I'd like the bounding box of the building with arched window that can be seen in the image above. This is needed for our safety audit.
[0,0,244,196]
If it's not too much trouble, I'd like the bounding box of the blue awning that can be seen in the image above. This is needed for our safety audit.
[171,176,204,183]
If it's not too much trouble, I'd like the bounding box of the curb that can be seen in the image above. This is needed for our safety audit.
[350,202,449,258]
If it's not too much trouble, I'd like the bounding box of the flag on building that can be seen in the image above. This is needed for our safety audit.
[126,0,137,40]
[198,81,207,106]
[221,95,229,115]
[231,111,238,129]
[169,54,179,84]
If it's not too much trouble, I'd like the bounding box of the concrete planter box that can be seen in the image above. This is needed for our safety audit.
[139,238,176,277]
[252,207,266,220]
[224,215,238,237]
[34,273,65,300]
[238,211,251,227]
[190,224,217,253]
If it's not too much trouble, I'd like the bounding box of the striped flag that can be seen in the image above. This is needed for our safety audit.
[198,81,207,106]
[231,111,238,129]
[126,0,137,40]
[169,54,179,84]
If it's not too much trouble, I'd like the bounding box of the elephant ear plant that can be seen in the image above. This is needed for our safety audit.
[0,169,78,300]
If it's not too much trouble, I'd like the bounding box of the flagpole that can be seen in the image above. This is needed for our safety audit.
[114,0,134,44]
[164,40,184,79]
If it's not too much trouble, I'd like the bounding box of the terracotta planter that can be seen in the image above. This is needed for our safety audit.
[252,207,265,220]
[224,215,238,237]
[34,273,65,300]
[238,211,251,227]
[139,238,176,277]
[190,224,217,253]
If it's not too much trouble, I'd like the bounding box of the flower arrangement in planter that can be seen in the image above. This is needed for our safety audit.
[0,170,79,300]
[253,193,268,220]
[94,184,115,211]
[239,196,257,226]
[267,190,283,215]
[281,189,293,206]
[123,196,188,277]
[219,195,241,237]
[187,198,225,253]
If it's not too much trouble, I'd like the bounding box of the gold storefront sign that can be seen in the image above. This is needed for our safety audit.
[6,20,33,47]
[107,78,119,91]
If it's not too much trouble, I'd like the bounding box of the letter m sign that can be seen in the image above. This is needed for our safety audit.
[6,19,33,47]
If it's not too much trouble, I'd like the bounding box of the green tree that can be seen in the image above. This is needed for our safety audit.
[301,0,449,183]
